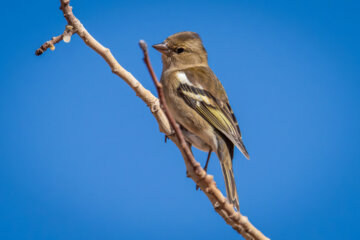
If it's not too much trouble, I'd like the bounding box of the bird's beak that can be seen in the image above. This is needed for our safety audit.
[152,42,169,54]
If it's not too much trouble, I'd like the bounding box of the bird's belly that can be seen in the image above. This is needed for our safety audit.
[181,126,211,152]
[165,94,217,152]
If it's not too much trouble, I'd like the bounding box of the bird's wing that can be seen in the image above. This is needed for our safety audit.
[176,68,249,159]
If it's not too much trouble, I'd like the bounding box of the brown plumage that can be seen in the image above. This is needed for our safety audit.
[153,31,249,211]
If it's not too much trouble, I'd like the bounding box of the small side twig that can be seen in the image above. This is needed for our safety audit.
[35,25,75,56]
[139,40,193,162]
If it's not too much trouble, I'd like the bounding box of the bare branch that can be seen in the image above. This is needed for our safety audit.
[35,1,270,239]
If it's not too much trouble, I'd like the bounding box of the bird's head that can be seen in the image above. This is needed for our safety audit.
[153,31,208,69]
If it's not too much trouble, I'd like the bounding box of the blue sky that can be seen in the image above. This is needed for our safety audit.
[1,0,359,239]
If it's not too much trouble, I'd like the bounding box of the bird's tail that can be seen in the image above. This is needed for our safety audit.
[220,159,240,211]
[216,131,240,211]
[235,138,250,160]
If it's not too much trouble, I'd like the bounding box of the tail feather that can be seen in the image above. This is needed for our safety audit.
[215,131,240,211]
[235,139,250,160]
[220,161,240,211]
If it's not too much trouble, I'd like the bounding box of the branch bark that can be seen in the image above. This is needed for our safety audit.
[36,1,269,239]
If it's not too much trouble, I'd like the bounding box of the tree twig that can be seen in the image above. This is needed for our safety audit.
[35,25,75,56]
[35,1,270,239]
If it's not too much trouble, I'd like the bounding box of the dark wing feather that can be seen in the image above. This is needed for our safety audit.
[177,79,249,159]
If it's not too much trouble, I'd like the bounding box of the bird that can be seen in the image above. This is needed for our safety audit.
[153,31,249,211]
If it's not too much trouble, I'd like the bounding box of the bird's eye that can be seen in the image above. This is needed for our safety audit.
[176,48,184,54]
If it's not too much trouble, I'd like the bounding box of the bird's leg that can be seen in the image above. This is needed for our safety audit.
[196,151,212,190]
[203,151,211,172]
[164,129,176,143]
[186,142,193,178]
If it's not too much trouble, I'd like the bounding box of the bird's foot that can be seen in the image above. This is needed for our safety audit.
[164,130,176,143]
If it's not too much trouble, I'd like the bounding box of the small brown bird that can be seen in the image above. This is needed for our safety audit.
[153,32,249,211]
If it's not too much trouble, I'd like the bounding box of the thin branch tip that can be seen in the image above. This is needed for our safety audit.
[139,40,148,53]
[35,25,74,56]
